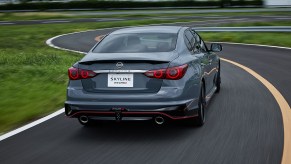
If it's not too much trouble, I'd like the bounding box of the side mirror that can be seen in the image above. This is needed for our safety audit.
[210,43,222,52]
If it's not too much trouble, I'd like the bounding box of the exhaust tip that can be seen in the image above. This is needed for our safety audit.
[154,116,165,125]
[65,105,72,116]
[79,115,89,124]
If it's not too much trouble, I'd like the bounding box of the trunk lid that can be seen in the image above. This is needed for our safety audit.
[78,52,178,93]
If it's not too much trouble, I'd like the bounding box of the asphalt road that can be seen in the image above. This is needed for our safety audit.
[1,23,290,163]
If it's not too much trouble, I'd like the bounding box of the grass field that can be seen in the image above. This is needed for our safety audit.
[1,18,291,134]
[1,11,291,21]
[201,32,291,47]
[220,21,291,27]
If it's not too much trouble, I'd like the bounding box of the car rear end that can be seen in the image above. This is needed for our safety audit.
[65,27,201,124]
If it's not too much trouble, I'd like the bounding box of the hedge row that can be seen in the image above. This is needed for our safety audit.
[0,1,263,10]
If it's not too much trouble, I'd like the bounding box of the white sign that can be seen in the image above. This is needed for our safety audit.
[265,0,291,6]
[108,74,133,87]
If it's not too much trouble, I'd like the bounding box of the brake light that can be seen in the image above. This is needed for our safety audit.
[68,67,97,80]
[144,64,188,80]
[144,69,166,79]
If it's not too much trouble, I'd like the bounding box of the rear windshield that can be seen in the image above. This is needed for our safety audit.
[93,33,177,53]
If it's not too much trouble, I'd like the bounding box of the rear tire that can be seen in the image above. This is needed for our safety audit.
[196,85,206,126]
[187,83,206,127]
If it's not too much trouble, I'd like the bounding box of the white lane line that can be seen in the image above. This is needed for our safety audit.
[261,15,290,18]
[203,16,230,19]
[214,18,248,22]
[97,18,125,21]
[46,35,87,54]
[0,22,15,25]
[42,20,71,24]
[276,18,291,20]
[0,109,64,141]
[152,17,177,20]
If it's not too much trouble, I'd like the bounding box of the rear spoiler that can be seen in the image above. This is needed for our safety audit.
[79,52,178,64]
[79,59,170,65]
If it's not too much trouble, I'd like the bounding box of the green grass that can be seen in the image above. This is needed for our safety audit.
[0,31,81,134]
[0,49,79,131]
[201,32,291,48]
[1,11,291,21]
[1,18,291,134]
[219,21,291,27]
[0,12,72,21]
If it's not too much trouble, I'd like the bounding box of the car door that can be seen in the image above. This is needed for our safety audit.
[184,29,212,94]
[193,30,219,92]
[191,30,216,94]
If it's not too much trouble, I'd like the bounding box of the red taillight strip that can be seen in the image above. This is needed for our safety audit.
[68,67,79,80]
[68,67,97,80]
[144,64,188,80]
[68,111,197,120]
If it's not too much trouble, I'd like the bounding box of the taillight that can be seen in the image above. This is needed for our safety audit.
[68,67,97,80]
[144,64,188,80]
[144,69,166,79]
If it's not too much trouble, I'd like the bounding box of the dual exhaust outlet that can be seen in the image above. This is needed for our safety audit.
[79,115,165,125]
[79,115,89,124]
[154,116,165,125]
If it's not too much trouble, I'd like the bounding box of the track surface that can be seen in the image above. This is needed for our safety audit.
[1,22,291,164]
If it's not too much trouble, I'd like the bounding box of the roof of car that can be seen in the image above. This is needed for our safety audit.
[111,26,184,34]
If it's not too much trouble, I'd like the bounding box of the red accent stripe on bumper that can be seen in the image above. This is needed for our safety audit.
[69,111,197,120]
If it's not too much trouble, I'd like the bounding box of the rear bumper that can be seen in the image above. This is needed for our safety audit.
[65,98,199,120]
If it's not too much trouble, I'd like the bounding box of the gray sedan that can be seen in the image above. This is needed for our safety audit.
[65,26,222,126]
